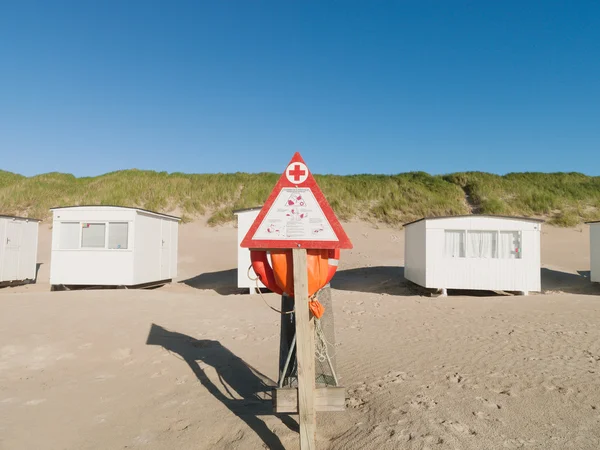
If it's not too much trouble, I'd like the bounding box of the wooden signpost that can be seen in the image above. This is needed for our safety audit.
[241,152,353,450]
[293,248,316,448]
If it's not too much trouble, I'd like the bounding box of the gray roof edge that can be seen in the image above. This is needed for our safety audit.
[403,214,545,227]
[0,215,42,222]
[233,206,263,214]
[50,205,181,221]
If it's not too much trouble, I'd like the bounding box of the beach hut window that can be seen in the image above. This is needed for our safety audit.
[467,230,497,259]
[498,231,522,259]
[444,230,466,258]
[59,222,80,249]
[108,222,129,249]
[81,223,106,248]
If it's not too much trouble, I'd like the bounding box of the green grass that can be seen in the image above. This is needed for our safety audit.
[0,169,598,227]
[444,172,600,225]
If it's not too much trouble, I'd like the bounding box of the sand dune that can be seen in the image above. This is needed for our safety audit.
[1,221,600,449]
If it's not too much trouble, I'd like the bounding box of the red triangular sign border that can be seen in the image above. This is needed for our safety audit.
[240,152,353,249]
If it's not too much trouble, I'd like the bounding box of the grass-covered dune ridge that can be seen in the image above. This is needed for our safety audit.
[0,169,599,226]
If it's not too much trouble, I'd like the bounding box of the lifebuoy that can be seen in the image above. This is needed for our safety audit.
[250,248,340,297]
[250,250,284,295]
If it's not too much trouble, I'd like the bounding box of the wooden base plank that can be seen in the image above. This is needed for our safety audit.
[273,387,346,414]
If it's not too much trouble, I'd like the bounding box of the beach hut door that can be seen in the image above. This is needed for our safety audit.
[160,221,171,279]
[2,221,22,281]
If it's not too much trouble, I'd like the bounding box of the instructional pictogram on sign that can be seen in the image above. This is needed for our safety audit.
[240,152,353,250]
[252,188,337,241]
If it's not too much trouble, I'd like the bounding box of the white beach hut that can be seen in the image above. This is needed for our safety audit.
[50,206,179,289]
[588,221,600,283]
[404,215,543,295]
[0,215,40,286]
[233,207,265,293]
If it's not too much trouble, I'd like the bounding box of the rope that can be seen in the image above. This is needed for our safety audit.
[314,315,339,386]
[314,316,332,362]
[247,265,294,315]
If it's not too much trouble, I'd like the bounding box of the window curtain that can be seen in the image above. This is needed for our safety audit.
[444,230,465,257]
[467,231,497,258]
[498,231,521,259]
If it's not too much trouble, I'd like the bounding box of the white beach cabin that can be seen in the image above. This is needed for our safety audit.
[50,206,179,289]
[588,221,600,283]
[234,207,266,293]
[404,215,543,295]
[0,215,40,286]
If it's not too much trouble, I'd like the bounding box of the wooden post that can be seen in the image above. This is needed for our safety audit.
[293,248,316,450]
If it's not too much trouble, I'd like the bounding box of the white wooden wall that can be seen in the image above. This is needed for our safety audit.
[405,217,541,292]
[0,217,39,283]
[51,206,179,286]
[591,223,600,283]
[51,208,136,285]
[235,209,265,290]
[404,220,427,286]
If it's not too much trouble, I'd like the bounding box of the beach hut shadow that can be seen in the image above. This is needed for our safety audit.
[331,266,423,295]
[146,324,297,449]
[541,268,598,294]
[34,263,43,283]
[179,269,244,295]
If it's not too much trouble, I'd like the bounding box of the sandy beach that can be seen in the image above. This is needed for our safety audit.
[1,221,600,450]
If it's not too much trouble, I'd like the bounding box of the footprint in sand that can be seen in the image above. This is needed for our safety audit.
[151,369,168,379]
[175,376,188,385]
[232,334,248,340]
[25,399,47,406]
[375,371,407,388]
[56,353,76,361]
[476,396,501,409]
[167,419,191,432]
[441,420,476,436]
[1,345,19,358]
[111,348,132,361]
[410,394,438,409]
[78,343,93,350]
[94,374,116,382]
[346,396,367,409]
[446,372,463,384]
[503,438,536,448]
[94,413,109,424]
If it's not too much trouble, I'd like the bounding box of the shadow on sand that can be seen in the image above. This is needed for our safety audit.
[331,266,425,296]
[146,324,297,449]
[34,263,42,283]
[541,268,599,295]
[180,266,599,297]
[179,269,244,295]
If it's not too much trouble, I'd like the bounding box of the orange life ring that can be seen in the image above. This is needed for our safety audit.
[250,248,340,297]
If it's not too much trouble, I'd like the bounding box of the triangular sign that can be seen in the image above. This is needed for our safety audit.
[240,152,353,249]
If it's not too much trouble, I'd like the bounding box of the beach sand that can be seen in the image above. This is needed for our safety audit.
[1,221,599,449]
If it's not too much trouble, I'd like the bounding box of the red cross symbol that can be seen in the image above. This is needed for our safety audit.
[288,164,306,182]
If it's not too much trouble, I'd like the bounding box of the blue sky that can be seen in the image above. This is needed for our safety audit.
[1,1,599,177]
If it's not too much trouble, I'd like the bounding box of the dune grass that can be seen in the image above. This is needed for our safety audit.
[444,172,600,225]
[0,169,598,226]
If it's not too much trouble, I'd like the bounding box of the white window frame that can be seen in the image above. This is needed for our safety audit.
[55,221,132,251]
[58,222,81,250]
[81,222,107,249]
[108,222,129,250]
